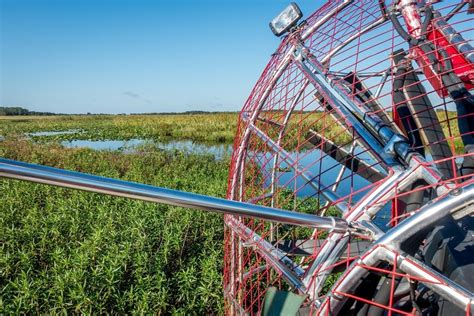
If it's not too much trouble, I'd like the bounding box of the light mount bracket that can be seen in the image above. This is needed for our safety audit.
[269,2,303,37]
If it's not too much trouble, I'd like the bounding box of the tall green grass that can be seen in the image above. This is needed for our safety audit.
[0,139,227,314]
[0,113,238,143]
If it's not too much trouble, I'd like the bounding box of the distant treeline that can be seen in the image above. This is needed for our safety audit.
[0,107,58,116]
[1,106,455,117]
[0,107,237,116]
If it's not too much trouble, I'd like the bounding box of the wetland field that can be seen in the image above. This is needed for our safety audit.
[0,114,237,314]
[0,111,463,314]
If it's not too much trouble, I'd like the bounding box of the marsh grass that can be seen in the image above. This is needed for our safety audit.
[0,138,228,314]
[0,111,463,152]
[0,113,238,144]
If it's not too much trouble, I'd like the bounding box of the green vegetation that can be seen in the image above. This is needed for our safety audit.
[0,110,462,151]
[0,108,466,314]
[0,113,238,144]
[0,138,228,314]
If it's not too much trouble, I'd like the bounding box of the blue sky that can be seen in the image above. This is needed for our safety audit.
[1,0,320,114]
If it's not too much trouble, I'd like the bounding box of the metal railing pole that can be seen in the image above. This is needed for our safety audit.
[0,158,349,232]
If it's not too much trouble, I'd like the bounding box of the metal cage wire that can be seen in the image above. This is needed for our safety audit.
[224,0,474,314]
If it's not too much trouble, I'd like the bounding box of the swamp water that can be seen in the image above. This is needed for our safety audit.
[61,139,234,160]
[22,130,391,227]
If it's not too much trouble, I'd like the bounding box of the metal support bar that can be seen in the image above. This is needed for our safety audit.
[294,49,401,166]
[301,52,394,147]
[322,183,474,315]
[0,158,349,232]
[374,69,390,98]
[242,115,350,214]
[305,129,386,183]
[227,216,306,290]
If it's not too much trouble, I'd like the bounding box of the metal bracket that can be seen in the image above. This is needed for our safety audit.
[383,133,409,158]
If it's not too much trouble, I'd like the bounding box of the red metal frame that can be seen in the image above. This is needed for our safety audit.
[224,1,474,314]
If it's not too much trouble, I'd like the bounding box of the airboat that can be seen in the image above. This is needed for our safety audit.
[1,0,474,314]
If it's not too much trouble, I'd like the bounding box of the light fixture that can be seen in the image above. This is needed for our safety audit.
[269,2,303,37]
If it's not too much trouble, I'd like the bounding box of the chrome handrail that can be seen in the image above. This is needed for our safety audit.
[0,158,349,232]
